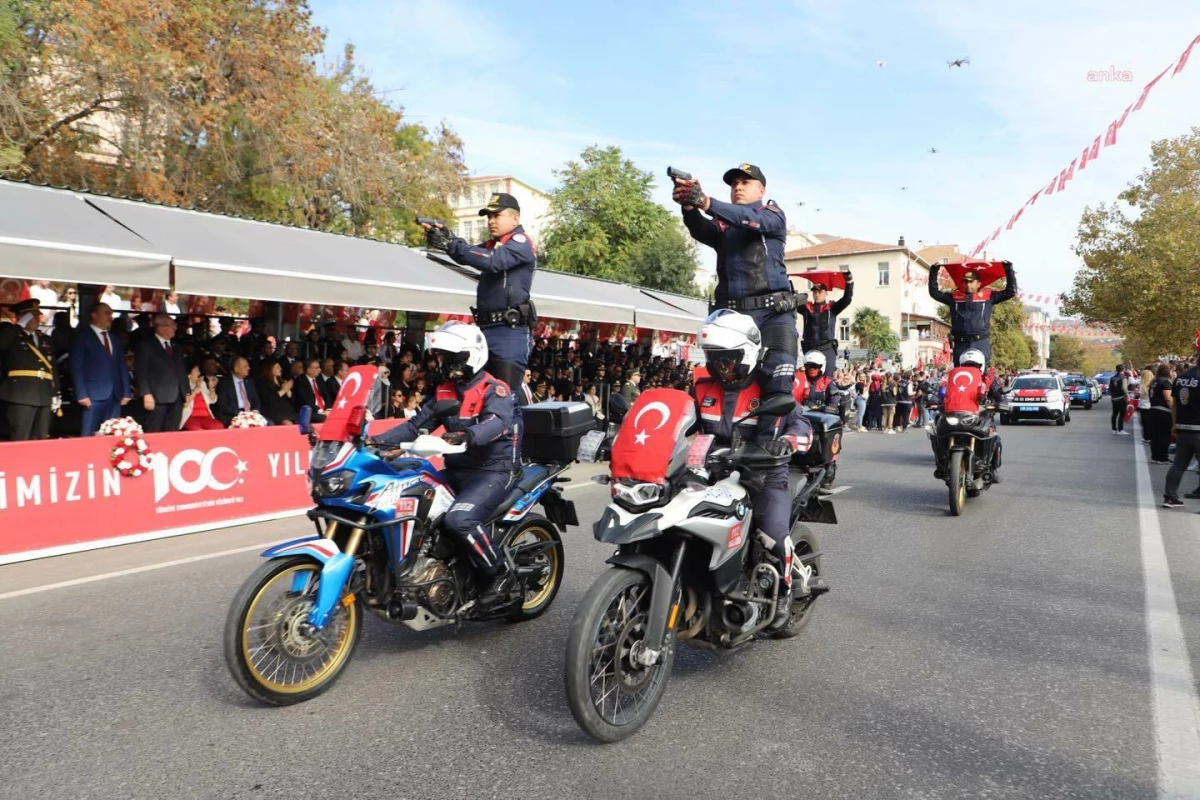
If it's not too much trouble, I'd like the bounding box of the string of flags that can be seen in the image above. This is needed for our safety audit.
[967,31,1200,258]
[1023,323,1117,336]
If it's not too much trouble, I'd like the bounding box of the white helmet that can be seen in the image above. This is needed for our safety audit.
[699,310,762,383]
[959,348,986,370]
[428,321,488,382]
[803,350,827,372]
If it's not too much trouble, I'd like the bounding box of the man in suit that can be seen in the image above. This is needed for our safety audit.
[293,358,328,422]
[70,302,132,436]
[214,356,262,425]
[135,314,189,432]
[317,357,338,406]
[0,298,58,440]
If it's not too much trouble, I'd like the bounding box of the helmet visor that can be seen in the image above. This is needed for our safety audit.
[434,349,472,381]
[703,347,747,383]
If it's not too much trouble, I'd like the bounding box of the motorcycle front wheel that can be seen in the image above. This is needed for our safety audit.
[564,567,675,743]
[224,556,363,706]
[948,451,968,516]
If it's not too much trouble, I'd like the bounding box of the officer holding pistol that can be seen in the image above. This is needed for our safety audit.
[673,163,798,440]
[422,193,536,405]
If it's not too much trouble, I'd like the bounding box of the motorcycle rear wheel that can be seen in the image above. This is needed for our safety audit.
[948,451,967,516]
[770,525,822,639]
[505,517,564,622]
[564,567,675,743]
[224,556,363,706]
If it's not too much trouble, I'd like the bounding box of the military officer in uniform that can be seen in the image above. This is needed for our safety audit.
[0,298,59,440]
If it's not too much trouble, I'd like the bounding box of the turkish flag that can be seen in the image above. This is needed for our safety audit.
[1194,328,1200,351]
[791,270,848,292]
[610,388,697,484]
[320,366,378,442]
[942,261,1008,293]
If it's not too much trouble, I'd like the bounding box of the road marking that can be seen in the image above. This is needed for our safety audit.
[1132,418,1200,797]
[0,540,284,601]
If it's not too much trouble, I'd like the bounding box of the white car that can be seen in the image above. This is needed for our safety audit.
[1000,374,1071,426]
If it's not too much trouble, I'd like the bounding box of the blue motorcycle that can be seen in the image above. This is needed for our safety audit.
[224,399,577,706]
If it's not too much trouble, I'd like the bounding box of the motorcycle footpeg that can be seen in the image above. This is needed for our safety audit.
[804,577,830,597]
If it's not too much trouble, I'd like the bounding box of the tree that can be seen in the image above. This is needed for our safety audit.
[1022,333,1041,366]
[989,302,1033,370]
[1048,334,1085,371]
[541,145,700,295]
[1063,128,1200,356]
[850,307,898,360]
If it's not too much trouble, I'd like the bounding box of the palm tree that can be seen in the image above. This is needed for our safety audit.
[851,307,899,361]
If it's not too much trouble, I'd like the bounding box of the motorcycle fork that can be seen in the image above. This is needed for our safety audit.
[322,519,366,558]
[641,541,687,665]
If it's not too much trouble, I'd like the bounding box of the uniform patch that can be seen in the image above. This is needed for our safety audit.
[494,383,510,398]
[512,234,527,243]
[749,397,760,410]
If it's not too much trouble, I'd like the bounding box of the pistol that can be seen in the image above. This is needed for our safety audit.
[415,216,446,228]
[666,166,693,183]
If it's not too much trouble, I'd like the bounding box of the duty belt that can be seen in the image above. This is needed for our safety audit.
[804,339,837,350]
[473,305,529,327]
[952,333,988,342]
[7,369,53,381]
[721,290,798,313]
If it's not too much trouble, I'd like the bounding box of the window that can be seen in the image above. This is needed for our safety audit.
[838,319,850,342]
[877,261,890,286]
[839,263,850,272]
[490,181,503,195]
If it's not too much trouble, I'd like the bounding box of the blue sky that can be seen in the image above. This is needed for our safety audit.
[308,0,1200,306]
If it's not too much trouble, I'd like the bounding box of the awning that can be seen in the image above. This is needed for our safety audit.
[528,269,636,325]
[0,181,171,287]
[634,289,708,334]
[87,196,478,314]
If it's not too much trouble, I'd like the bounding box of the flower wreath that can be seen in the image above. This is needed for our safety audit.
[230,410,268,429]
[98,417,152,478]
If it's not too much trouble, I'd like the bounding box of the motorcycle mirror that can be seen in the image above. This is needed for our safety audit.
[432,399,461,419]
[297,405,313,435]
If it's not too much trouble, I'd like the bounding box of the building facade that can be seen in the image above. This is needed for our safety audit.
[785,236,949,369]
[449,175,551,245]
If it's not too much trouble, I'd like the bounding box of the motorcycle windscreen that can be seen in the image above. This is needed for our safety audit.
[609,388,697,484]
[319,365,379,442]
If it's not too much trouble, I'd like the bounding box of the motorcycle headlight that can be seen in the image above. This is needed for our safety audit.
[945,416,960,426]
[612,480,664,510]
[316,470,354,498]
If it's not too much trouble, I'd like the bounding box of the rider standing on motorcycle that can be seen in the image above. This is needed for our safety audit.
[372,322,518,605]
[934,348,1002,483]
[694,310,819,633]
[793,350,842,414]
[800,274,853,378]
[674,164,797,445]
[928,261,1018,365]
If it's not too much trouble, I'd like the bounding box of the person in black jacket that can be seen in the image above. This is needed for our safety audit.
[134,314,189,432]
[928,261,1018,364]
[214,356,264,425]
[0,299,58,440]
[293,359,329,422]
[800,271,853,377]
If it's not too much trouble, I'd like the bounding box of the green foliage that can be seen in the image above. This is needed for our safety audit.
[1064,127,1200,356]
[850,307,898,359]
[541,145,700,295]
[989,302,1032,370]
[1048,334,1085,371]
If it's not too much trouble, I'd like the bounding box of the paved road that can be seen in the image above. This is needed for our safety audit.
[2,408,1199,799]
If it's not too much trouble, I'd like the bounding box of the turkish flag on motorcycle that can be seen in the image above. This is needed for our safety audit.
[320,365,378,441]
[610,388,697,484]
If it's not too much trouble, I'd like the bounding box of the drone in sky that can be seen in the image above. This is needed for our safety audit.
[947,58,970,69]
[876,60,887,67]
[900,186,908,191]
[928,147,939,154]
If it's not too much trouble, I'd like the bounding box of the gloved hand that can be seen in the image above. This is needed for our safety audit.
[425,225,452,251]
[1001,259,1013,270]
[763,438,793,458]
[672,180,707,209]
[843,268,853,282]
[442,429,473,447]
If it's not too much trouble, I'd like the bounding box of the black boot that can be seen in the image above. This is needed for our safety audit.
[767,584,793,633]
[1185,487,1200,499]
[478,567,517,608]
[990,468,1002,485]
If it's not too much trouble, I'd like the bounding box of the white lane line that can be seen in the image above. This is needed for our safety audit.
[1132,417,1200,797]
[821,485,853,496]
[0,540,284,601]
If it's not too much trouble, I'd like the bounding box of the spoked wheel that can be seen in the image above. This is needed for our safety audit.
[505,517,564,622]
[224,556,363,706]
[948,451,968,516]
[564,568,675,742]
[771,525,823,639]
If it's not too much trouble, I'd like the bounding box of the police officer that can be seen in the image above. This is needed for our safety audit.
[674,163,797,443]
[1162,353,1200,509]
[372,322,520,605]
[424,193,536,403]
[693,310,825,634]
[928,261,1017,364]
[800,273,853,378]
[0,298,59,440]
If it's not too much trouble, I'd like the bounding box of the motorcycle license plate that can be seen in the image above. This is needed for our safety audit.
[576,429,606,463]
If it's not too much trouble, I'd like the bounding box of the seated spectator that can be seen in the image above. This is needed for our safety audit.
[402,391,425,419]
[214,356,263,425]
[293,358,328,421]
[257,360,297,425]
[289,360,306,381]
[381,387,407,419]
[181,364,223,431]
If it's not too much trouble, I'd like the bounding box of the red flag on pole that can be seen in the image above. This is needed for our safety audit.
[1194,328,1200,351]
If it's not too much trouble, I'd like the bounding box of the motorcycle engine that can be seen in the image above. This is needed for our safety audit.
[721,599,760,634]
[409,556,455,616]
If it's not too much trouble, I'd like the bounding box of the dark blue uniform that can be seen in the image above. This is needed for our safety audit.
[1165,363,1200,502]
[799,277,854,378]
[375,371,516,572]
[445,226,536,395]
[683,198,797,441]
[928,262,1017,364]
